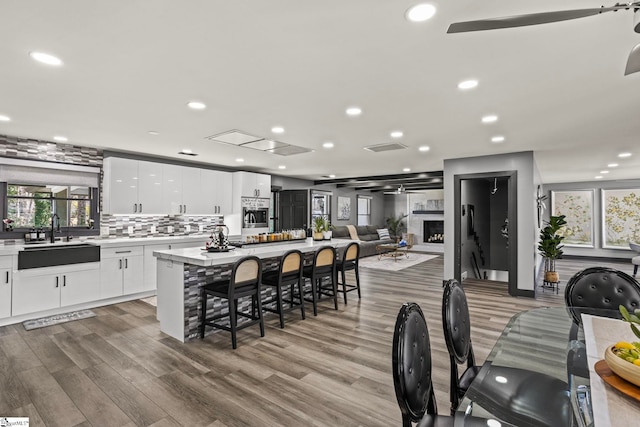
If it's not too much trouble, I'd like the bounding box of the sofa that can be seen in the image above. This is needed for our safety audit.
[332,225,395,258]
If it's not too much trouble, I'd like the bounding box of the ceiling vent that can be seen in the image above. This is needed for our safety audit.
[363,142,408,153]
[205,129,313,156]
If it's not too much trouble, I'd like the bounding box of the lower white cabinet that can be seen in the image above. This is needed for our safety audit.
[100,246,144,298]
[0,256,13,319]
[12,263,100,317]
[143,241,202,291]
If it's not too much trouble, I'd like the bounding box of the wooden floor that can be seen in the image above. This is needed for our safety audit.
[0,256,633,426]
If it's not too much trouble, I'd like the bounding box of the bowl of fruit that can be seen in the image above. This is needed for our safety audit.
[605,341,640,387]
[604,306,640,387]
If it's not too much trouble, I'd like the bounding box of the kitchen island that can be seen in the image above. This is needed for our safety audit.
[153,238,355,342]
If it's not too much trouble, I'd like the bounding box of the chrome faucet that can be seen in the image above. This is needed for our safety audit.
[51,213,60,243]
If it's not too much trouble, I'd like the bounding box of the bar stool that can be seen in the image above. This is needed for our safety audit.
[335,242,360,304]
[199,255,264,349]
[302,246,337,316]
[261,249,305,328]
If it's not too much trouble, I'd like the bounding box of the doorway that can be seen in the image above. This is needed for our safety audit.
[453,171,518,296]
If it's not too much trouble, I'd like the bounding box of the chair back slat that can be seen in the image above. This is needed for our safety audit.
[282,251,302,274]
[234,258,260,284]
[345,244,359,261]
[316,247,335,267]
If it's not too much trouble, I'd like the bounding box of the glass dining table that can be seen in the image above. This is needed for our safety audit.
[455,306,634,427]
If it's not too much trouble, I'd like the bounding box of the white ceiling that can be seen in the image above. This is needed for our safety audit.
[1,0,639,184]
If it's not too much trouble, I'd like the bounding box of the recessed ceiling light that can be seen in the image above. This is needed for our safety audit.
[390,131,404,138]
[618,152,632,158]
[458,79,478,90]
[482,115,498,123]
[418,146,430,152]
[406,3,437,22]
[403,167,411,172]
[148,131,159,135]
[595,175,603,179]
[271,126,284,134]
[235,158,244,162]
[600,170,609,174]
[278,165,286,170]
[328,174,336,178]
[346,107,362,116]
[607,163,619,168]
[29,51,63,66]
[0,115,11,122]
[491,136,505,143]
[322,141,334,149]
[187,101,206,110]
[53,136,68,142]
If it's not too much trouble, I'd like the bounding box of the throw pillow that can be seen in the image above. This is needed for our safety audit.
[377,228,390,240]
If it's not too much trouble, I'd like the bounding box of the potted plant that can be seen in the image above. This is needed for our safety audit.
[313,216,326,241]
[386,213,408,240]
[538,214,567,283]
[322,220,333,240]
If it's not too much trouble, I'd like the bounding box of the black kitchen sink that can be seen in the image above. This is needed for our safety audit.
[18,243,100,270]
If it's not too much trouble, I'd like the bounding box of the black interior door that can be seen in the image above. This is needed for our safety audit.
[279,190,308,230]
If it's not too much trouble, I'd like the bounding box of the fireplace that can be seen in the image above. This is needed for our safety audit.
[424,220,444,243]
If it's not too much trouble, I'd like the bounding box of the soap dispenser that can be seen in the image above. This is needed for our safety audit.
[30,228,37,241]
[37,227,46,241]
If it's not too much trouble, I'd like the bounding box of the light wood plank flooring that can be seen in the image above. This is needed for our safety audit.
[0,256,632,426]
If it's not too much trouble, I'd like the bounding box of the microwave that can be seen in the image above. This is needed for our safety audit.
[243,207,268,228]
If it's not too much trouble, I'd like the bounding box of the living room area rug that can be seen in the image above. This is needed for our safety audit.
[358,253,439,271]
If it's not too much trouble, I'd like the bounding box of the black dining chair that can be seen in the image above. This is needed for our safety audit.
[565,266,640,339]
[335,241,361,304]
[564,267,640,378]
[393,302,516,427]
[303,246,338,316]
[261,249,305,328]
[200,255,264,349]
[442,279,572,426]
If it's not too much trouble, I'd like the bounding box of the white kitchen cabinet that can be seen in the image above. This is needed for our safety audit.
[234,171,271,198]
[103,158,163,214]
[162,165,210,215]
[12,263,100,317]
[201,169,232,215]
[143,240,203,292]
[0,256,13,319]
[100,246,144,297]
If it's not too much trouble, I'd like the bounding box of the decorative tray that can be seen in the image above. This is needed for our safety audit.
[595,359,640,401]
[205,247,234,253]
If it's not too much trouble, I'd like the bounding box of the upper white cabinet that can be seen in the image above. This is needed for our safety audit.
[103,158,163,214]
[201,169,233,215]
[104,157,232,216]
[162,165,214,215]
[234,171,271,198]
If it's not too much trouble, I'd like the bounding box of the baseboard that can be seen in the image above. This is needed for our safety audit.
[562,254,629,263]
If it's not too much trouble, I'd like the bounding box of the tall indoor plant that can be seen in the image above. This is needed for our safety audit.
[386,213,408,240]
[538,214,567,283]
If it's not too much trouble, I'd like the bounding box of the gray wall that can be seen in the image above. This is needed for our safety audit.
[271,175,385,228]
[445,151,537,293]
[543,178,640,259]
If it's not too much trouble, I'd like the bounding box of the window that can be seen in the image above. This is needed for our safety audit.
[5,184,94,229]
[357,196,371,226]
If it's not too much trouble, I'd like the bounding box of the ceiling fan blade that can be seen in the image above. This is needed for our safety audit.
[625,42,640,75]
[447,6,618,33]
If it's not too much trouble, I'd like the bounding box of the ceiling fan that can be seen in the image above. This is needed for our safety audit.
[447,2,640,75]
[384,184,406,195]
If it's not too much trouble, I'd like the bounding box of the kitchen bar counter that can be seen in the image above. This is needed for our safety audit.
[153,238,355,342]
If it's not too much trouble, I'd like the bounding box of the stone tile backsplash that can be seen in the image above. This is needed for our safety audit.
[99,214,224,238]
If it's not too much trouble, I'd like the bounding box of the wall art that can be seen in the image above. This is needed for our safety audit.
[551,190,594,247]
[602,188,640,248]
